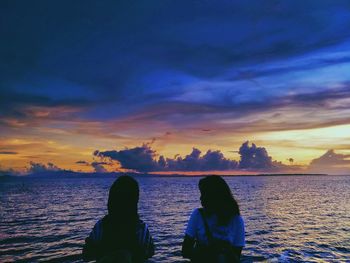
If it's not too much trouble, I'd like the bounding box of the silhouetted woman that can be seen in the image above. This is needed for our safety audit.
[182,176,245,263]
[82,176,154,263]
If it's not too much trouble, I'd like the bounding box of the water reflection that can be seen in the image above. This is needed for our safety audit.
[0,175,349,262]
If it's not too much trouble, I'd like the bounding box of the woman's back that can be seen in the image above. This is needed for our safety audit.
[83,216,154,262]
[185,208,245,248]
[82,176,154,262]
[182,176,245,262]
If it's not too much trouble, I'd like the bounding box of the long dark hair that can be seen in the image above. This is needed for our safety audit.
[199,175,240,225]
[101,175,140,251]
[107,175,139,221]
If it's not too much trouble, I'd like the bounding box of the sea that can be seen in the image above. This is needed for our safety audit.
[0,175,349,262]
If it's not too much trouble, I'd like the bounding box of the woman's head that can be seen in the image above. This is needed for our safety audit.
[102,176,140,249]
[199,175,240,224]
[107,175,139,219]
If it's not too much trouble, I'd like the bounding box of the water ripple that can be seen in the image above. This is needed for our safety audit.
[1,175,350,262]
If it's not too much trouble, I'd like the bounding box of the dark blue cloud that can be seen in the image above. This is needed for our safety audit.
[2,0,350,121]
[94,141,285,173]
[164,148,238,171]
[1,0,350,150]
[94,144,160,172]
[238,141,274,169]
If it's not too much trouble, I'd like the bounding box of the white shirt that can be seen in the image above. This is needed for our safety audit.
[185,208,245,247]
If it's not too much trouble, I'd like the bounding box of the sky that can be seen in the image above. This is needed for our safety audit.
[1,0,350,175]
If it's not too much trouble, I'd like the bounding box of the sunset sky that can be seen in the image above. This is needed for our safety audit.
[1,1,350,175]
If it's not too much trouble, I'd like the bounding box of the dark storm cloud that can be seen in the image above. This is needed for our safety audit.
[94,141,284,173]
[1,0,350,123]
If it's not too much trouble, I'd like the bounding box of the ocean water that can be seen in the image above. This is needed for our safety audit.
[0,175,349,262]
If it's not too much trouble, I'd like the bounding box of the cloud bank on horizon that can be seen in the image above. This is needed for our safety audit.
[93,141,285,173]
[1,1,350,174]
[91,142,349,174]
[8,141,347,176]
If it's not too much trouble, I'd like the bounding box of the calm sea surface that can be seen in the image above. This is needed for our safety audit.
[0,175,349,262]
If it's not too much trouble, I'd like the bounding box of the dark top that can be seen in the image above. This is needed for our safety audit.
[82,216,154,262]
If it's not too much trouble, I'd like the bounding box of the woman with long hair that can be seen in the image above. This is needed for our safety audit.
[82,176,154,263]
[182,176,245,263]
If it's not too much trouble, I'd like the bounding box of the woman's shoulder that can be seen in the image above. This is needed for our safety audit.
[231,214,245,226]
[192,207,202,215]
[188,208,203,220]
[185,208,203,224]
[88,218,104,241]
